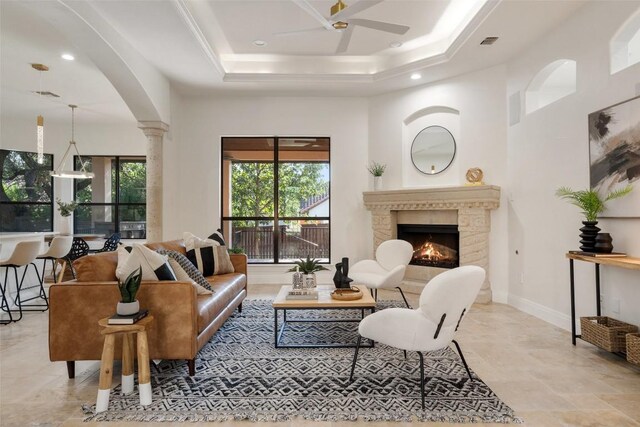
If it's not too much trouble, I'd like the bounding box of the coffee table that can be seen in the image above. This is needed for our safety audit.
[272,284,376,348]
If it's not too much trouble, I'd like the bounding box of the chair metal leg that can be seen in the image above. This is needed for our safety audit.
[417,351,425,410]
[403,350,407,359]
[374,289,378,301]
[0,266,13,325]
[452,339,473,381]
[15,263,48,312]
[349,336,362,382]
[396,287,412,309]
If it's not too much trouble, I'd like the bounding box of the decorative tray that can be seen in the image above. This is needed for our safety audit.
[330,287,363,301]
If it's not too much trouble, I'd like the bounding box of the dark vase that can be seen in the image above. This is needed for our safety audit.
[594,233,614,253]
[579,221,601,252]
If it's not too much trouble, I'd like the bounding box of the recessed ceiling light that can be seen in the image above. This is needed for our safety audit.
[61,53,75,61]
[253,40,267,47]
[389,42,402,48]
[410,73,422,80]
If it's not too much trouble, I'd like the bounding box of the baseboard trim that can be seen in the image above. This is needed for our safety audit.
[508,294,571,331]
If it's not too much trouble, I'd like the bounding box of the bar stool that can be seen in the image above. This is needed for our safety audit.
[58,237,89,282]
[37,236,73,285]
[96,315,154,413]
[0,241,43,324]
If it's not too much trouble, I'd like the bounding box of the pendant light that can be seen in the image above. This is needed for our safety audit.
[51,105,95,179]
[32,63,48,164]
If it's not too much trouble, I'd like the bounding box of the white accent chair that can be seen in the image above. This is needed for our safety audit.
[349,239,414,307]
[349,265,486,410]
[0,241,43,324]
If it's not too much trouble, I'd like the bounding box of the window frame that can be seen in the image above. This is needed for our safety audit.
[0,148,54,233]
[220,136,331,265]
[73,155,146,238]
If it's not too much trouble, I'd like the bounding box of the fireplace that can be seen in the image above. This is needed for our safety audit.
[397,224,459,269]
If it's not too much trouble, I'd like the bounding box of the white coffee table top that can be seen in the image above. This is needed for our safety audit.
[272,284,375,309]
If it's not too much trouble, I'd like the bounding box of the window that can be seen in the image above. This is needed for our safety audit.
[525,59,577,114]
[74,156,146,238]
[221,137,330,264]
[0,149,53,232]
[611,9,640,74]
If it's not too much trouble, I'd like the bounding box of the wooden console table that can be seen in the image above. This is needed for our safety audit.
[566,253,640,346]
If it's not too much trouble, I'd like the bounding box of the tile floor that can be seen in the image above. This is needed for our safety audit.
[1,284,639,427]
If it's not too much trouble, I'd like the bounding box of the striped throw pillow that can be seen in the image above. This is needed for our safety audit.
[155,248,213,292]
[183,232,235,277]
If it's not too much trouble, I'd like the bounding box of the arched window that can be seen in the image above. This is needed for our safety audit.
[610,10,640,74]
[525,59,577,114]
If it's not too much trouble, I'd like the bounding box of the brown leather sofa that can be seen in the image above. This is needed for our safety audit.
[48,239,247,378]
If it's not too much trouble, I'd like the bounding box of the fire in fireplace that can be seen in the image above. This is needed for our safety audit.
[397,224,459,269]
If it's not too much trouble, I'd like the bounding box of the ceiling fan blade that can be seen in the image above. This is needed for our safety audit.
[331,0,384,20]
[336,25,354,54]
[291,0,335,31]
[273,27,326,36]
[349,18,409,35]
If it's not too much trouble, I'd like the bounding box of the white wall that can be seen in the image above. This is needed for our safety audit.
[169,95,370,284]
[368,66,510,302]
[507,1,640,329]
[0,116,146,232]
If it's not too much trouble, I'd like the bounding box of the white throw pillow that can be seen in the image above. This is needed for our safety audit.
[116,243,176,282]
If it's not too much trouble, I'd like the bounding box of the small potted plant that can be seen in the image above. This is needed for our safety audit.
[556,185,632,252]
[287,256,328,288]
[367,161,386,191]
[117,267,143,315]
[56,198,79,235]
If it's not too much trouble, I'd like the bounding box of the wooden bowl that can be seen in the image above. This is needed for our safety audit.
[330,287,363,301]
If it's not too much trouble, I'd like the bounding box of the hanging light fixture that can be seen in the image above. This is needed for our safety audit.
[32,63,48,164]
[51,105,95,179]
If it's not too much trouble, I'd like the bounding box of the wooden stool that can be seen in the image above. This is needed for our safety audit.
[96,315,154,413]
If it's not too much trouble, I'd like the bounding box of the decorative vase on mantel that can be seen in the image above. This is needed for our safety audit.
[579,221,600,252]
[594,232,614,254]
[373,176,383,191]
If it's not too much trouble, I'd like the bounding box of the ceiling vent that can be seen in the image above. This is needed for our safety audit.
[480,37,499,46]
[33,90,60,98]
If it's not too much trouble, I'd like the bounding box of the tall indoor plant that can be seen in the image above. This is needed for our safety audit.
[56,198,78,235]
[556,185,632,252]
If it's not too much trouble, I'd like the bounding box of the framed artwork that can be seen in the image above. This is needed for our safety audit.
[588,95,640,217]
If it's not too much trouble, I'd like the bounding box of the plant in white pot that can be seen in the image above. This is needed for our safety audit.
[287,256,328,289]
[367,161,386,191]
[56,198,78,235]
[117,267,143,315]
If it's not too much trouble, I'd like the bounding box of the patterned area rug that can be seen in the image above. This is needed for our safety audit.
[83,300,521,423]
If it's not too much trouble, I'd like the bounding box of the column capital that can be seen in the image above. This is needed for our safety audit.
[138,121,169,137]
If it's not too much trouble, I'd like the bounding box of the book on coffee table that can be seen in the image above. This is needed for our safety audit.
[568,251,627,258]
[286,290,318,300]
[108,309,149,325]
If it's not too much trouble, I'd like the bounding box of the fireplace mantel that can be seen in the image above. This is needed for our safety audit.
[362,185,501,303]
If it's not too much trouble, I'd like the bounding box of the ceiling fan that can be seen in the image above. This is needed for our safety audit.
[276,0,410,54]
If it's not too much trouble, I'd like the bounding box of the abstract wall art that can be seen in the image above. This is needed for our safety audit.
[589,95,640,217]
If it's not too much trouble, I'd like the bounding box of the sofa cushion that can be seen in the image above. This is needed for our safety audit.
[184,232,234,276]
[156,249,213,292]
[145,239,187,255]
[73,251,118,282]
[196,273,246,333]
[116,244,176,282]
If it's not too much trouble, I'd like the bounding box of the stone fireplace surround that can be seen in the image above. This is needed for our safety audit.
[362,185,501,303]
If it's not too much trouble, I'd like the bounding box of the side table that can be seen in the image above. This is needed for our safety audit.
[96,315,154,413]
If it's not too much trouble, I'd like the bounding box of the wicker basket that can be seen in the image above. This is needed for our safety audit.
[580,316,638,353]
[626,333,640,365]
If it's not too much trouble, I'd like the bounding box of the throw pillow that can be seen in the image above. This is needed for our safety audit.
[164,257,212,295]
[155,248,213,292]
[183,232,235,276]
[116,243,176,282]
[208,229,226,246]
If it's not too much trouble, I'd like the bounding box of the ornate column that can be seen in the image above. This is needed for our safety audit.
[138,121,169,243]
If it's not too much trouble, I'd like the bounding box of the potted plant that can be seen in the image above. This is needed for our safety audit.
[117,267,143,315]
[367,161,386,191]
[287,256,329,288]
[556,185,632,252]
[56,198,79,235]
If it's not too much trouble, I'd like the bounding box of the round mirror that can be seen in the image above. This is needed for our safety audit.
[410,125,456,175]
